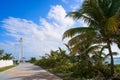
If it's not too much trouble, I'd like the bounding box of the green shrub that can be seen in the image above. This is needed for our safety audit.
[29,57,36,63]
[71,64,97,79]
[35,58,55,68]
[52,64,73,73]
[115,64,120,73]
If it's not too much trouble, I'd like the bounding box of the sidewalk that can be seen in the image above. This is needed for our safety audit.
[0,63,62,80]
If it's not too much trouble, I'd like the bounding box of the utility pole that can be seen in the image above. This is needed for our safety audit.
[19,38,24,63]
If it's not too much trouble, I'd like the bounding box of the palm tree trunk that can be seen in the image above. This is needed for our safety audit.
[107,41,114,76]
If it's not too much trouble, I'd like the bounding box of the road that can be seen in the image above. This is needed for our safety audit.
[0,63,62,80]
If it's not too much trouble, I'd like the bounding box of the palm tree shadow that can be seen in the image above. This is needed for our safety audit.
[24,66,44,71]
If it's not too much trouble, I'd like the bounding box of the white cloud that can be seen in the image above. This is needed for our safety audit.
[48,5,74,27]
[111,44,120,57]
[1,5,75,59]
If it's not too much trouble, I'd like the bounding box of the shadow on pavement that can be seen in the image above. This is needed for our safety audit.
[9,71,61,80]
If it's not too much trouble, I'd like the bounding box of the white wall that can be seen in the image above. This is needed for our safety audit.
[0,60,13,68]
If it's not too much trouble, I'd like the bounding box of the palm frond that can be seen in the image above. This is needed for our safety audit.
[64,44,71,51]
[82,0,105,23]
[63,27,94,40]
[105,52,118,58]
[70,44,80,56]
[84,45,101,54]
[68,30,96,46]
[98,0,112,17]
[109,0,120,16]
[100,45,108,50]
[106,16,119,32]
[66,9,84,20]
[67,9,99,27]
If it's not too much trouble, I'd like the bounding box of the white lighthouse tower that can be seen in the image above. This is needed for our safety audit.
[19,38,24,63]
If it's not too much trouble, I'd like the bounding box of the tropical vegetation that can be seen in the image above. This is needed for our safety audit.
[62,0,120,79]
[33,0,120,79]
[29,57,36,63]
[32,47,120,79]
[0,49,13,60]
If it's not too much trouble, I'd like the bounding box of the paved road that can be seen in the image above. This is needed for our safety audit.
[0,63,62,80]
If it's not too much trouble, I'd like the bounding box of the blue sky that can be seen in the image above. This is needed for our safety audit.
[0,0,82,23]
[0,0,85,59]
[0,0,59,22]
[0,0,120,60]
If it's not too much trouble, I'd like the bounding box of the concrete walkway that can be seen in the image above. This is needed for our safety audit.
[0,63,62,80]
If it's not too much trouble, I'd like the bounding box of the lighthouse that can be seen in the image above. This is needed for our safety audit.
[19,38,24,63]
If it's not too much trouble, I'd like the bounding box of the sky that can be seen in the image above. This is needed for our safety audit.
[0,0,120,60]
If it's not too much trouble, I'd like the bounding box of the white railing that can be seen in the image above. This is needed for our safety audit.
[0,60,13,68]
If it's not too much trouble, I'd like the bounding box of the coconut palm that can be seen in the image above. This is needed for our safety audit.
[2,53,13,60]
[63,0,120,76]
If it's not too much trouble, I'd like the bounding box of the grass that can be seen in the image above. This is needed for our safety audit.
[115,64,120,73]
[0,64,18,72]
[115,64,120,67]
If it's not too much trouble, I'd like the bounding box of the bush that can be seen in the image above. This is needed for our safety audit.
[115,64,120,73]
[71,64,97,79]
[52,64,73,73]
[35,58,55,68]
[29,57,36,63]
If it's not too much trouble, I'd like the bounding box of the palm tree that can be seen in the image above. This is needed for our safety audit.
[2,53,13,60]
[63,0,120,76]
[68,43,102,78]
[0,49,4,60]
